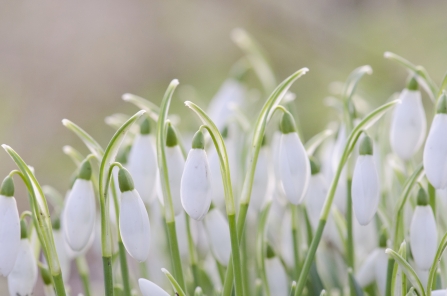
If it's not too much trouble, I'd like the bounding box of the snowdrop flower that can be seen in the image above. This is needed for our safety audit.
[423,93,447,189]
[410,187,437,270]
[52,219,71,282]
[118,168,151,262]
[431,290,447,296]
[8,220,38,296]
[138,278,169,296]
[352,135,380,225]
[127,118,158,204]
[204,208,231,265]
[265,246,288,296]
[181,130,212,220]
[63,159,96,252]
[390,77,426,160]
[165,123,185,216]
[249,137,269,212]
[0,176,21,276]
[278,112,310,204]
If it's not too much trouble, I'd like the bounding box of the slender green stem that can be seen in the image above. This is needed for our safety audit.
[346,178,355,295]
[52,273,66,296]
[103,256,113,296]
[185,214,200,288]
[228,213,244,296]
[291,205,300,279]
[241,228,250,296]
[166,220,186,289]
[118,242,132,295]
[76,256,92,296]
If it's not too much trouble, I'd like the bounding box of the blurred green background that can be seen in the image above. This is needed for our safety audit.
[0,0,446,293]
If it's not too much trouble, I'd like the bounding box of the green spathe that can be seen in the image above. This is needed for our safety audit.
[309,157,321,175]
[140,117,151,135]
[280,112,297,134]
[379,229,387,248]
[436,92,447,114]
[118,168,135,192]
[78,159,92,180]
[359,135,373,155]
[0,176,14,197]
[266,244,275,259]
[20,220,28,239]
[407,76,419,91]
[416,187,428,206]
[192,130,205,149]
[166,123,178,147]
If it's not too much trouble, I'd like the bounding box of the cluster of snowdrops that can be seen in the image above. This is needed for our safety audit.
[1,30,447,296]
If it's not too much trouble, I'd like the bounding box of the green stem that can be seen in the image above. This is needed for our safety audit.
[228,213,244,296]
[52,273,66,296]
[241,228,250,296]
[291,205,300,279]
[166,220,186,289]
[385,258,394,296]
[346,178,355,295]
[185,214,200,288]
[76,256,92,296]
[103,256,114,296]
[118,242,132,295]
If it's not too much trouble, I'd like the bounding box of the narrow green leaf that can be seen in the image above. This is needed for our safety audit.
[62,119,104,159]
[348,268,365,296]
[162,268,186,296]
[426,231,447,295]
[122,93,160,121]
[385,249,426,296]
[305,129,334,155]
[343,65,372,103]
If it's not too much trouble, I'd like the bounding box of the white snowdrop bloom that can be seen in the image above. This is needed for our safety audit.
[352,135,380,225]
[431,290,447,296]
[266,251,288,296]
[375,248,388,296]
[207,78,245,132]
[278,112,310,204]
[0,176,21,277]
[390,78,426,160]
[410,188,437,270]
[423,94,447,189]
[165,124,185,216]
[138,278,169,296]
[7,225,38,296]
[204,208,231,265]
[63,160,96,252]
[181,130,212,220]
[118,168,151,262]
[356,249,379,287]
[249,140,269,212]
[127,118,158,204]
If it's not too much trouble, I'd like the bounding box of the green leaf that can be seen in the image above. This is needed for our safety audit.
[122,93,160,121]
[348,268,365,296]
[162,268,186,296]
[62,119,104,159]
[343,65,372,103]
[426,231,447,295]
[305,129,334,156]
[385,249,426,296]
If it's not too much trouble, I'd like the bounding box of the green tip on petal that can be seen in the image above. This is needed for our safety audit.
[118,168,135,192]
[359,135,373,155]
[20,219,28,239]
[221,126,229,138]
[140,117,151,135]
[266,244,276,259]
[379,228,387,248]
[192,130,205,149]
[406,76,419,91]
[280,112,297,134]
[78,159,92,180]
[40,266,52,285]
[166,123,178,147]
[52,217,61,231]
[416,186,428,206]
[436,93,447,114]
[116,145,131,164]
[0,176,14,197]
[309,157,321,175]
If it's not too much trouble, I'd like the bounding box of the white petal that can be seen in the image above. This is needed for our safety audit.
[138,278,170,296]
[390,89,426,160]
[266,257,289,296]
[250,147,270,212]
[63,179,96,251]
[127,134,158,204]
[119,190,151,262]
[431,290,447,296]
[278,133,311,204]
[53,230,71,282]
[356,249,379,287]
[423,114,447,189]
[0,195,20,276]
[181,149,212,220]
[375,248,388,296]
[305,174,327,229]
[352,155,380,225]
[410,205,438,270]
[204,209,231,265]
[166,146,185,216]
[7,239,38,296]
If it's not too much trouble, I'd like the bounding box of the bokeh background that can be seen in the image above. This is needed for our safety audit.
[0,0,447,294]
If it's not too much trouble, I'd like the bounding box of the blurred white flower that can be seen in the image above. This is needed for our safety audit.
[138,278,169,296]
[249,142,269,212]
[266,254,288,296]
[165,124,185,216]
[7,237,38,296]
[204,208,231,265]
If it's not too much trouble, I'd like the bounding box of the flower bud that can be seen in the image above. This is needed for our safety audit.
[390,78,426,160]
[7,238,38,296]
[410,187,437,270]
[63,159,96,251]
[278,113,310,204]
[0,176,21,276]
[138,278,169,296]
[423,93,447,189]
[181,131,212,221]
[127,118,158,204]
[204,208,231,265]
[165,124,185,216]
[118,168,151,262]
[352,135,380,225]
